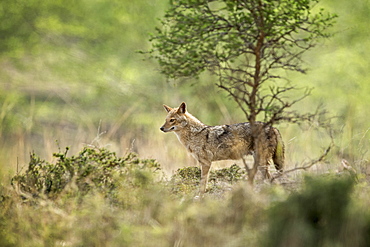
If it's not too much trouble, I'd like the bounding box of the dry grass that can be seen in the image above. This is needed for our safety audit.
[1,143,369,247]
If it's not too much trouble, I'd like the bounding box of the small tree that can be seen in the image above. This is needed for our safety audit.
[149,0,336,182]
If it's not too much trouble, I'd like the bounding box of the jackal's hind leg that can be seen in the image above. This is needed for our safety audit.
[260,163,272,180]
[251,152,272,182]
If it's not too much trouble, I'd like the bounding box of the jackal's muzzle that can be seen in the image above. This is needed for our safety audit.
[160,126,175,132]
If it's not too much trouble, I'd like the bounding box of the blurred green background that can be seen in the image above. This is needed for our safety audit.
[0,0,369,178]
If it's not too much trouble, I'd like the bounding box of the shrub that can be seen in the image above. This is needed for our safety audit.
[263,175,370,247]
[11,147,161,204]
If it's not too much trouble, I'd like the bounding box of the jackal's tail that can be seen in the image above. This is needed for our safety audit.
[273,128,285,172]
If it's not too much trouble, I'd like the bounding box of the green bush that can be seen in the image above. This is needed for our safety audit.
[264,176,370,247]
[11,147,161,204]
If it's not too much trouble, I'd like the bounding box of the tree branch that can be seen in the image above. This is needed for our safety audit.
[271,142,333,183]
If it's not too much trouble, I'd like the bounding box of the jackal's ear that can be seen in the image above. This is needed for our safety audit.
[163,104,173,113]
[177,102,187,114]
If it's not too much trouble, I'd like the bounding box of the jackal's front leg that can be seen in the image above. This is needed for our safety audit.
[199,161,211,196]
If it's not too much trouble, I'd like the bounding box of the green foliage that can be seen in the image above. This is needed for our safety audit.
[210,164,247,183]
[11,147,161,204]
[170,166,201,194]
[150,0,337,79]
[264,176,370,247]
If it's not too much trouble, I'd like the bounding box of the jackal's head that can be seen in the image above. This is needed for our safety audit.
[160,102,188,133]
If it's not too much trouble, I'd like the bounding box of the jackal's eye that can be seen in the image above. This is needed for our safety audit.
[169,118,176,123]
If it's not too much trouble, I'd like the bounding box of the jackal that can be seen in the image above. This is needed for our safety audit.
[160,102,284,195]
